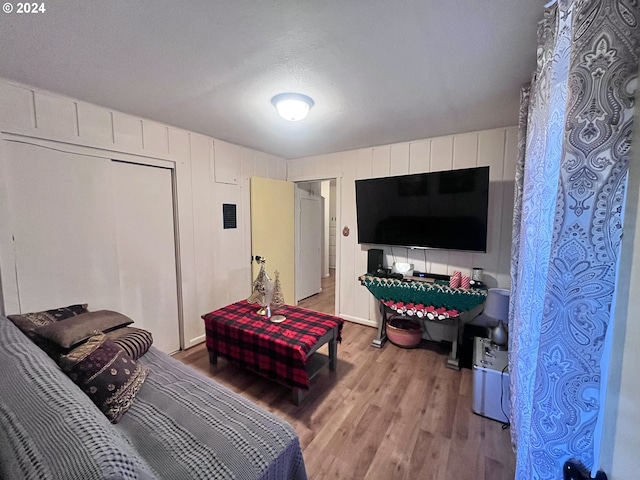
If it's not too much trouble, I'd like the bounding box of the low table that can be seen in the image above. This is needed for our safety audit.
[202,300,344,405]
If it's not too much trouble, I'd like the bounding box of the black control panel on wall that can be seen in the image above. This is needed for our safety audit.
[223,203,237,229]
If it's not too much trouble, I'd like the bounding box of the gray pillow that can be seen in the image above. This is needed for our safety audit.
[35,310,133,349]
[7,304,89,335]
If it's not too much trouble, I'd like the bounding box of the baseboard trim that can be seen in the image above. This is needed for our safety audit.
[339,314,378,328]
[188,334,206,347]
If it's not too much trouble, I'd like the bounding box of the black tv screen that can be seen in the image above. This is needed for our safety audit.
[355,166,489,252]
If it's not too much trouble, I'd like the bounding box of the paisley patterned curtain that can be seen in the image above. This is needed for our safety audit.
[509,1,640,478]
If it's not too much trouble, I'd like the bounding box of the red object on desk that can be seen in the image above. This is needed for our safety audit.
[202,300,343,390]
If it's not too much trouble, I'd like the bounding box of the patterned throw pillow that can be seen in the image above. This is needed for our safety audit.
[59,334,149,423]
[35,310,134,349]
[7,304,89,335]
[7,304,90,359]
[105,327,154,360]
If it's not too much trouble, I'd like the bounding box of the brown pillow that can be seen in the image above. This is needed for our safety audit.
[8,304,89,336]
[105,327,153,360]
[35,310,133,349]
[59,334,148,423]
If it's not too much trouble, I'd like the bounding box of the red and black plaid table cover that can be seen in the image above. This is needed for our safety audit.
[202,300,344,390]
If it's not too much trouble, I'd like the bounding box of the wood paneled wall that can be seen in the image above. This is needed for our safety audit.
[0,77,286,348]
[288,128,518,331]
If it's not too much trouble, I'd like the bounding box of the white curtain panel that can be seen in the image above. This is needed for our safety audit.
[509,1,640,478]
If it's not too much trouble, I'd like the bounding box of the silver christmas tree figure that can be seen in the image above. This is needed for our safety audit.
[271,271,286,311]
[247,257,272,315]
[269,271,287,322]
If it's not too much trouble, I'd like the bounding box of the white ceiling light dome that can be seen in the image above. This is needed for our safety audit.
[271,92,314,121]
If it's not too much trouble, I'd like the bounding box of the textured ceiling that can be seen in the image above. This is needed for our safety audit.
[0,1,545,159]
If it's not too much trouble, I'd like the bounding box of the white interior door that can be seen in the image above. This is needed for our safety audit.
[4,142,122,313]
[112,161,180,353]
[297,196,322,301]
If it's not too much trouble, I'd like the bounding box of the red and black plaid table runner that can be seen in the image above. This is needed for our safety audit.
[202,300,344,390]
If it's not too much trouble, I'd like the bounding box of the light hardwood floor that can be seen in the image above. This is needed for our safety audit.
[297,269,336,315]
[174,270,515,479]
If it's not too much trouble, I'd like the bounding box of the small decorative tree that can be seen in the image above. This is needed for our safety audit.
[271,270,286,313]
[247,258,272,315]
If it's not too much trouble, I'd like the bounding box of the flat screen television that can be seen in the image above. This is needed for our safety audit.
[355,166,489,252]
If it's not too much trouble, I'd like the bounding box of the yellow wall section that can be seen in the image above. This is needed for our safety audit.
[250,177,295,305]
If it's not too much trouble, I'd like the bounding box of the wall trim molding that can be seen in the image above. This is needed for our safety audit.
[1,132,177,167]
[340,313,377,328]
[288,172,343,182]
[188,334,206,347]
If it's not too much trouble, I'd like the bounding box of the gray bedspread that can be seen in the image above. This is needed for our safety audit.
[0,315,307,480]
[123,347,307,480]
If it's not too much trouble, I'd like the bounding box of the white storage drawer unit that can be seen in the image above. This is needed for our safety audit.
[472,337,510,423]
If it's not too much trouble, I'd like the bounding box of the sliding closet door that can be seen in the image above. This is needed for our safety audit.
[111,161,180,353]
[4,142,121,312]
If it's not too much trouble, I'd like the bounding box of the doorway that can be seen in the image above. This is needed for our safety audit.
[295,179,338,315]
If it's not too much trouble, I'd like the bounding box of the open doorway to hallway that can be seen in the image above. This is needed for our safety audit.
[295,179,337,316]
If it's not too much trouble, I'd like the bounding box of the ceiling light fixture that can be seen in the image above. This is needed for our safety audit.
[271,92,314,121]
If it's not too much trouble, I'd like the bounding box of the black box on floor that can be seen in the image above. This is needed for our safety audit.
[460,323,490,369]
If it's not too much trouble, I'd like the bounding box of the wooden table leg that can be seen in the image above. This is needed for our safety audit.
[292,387,306,406]
[208,350,218,365]
[290,328,339,405]
[328,329,337,371]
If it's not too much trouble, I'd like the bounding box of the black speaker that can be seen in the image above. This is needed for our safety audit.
[367,249,384,274]
[460,323,490,369]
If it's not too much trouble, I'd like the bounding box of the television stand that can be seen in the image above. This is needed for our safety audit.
[373,300,462,368]
[359,274,488,369]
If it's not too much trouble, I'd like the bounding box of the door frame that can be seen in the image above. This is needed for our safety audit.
[294,184,322,303]
[290,173,342,317]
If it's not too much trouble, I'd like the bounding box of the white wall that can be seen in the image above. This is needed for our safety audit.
[0,77,286,348]
[599,80,640,478]
[288,127,518,331]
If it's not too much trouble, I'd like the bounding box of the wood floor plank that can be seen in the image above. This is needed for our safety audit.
[312,453,338,480]
[175,271,515,479]
[408,429,451,480]
[444,384,486,480]
[484,456,512,480]
[365,391,422,479]
[420,374,461,440]
[297,268,336,314]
